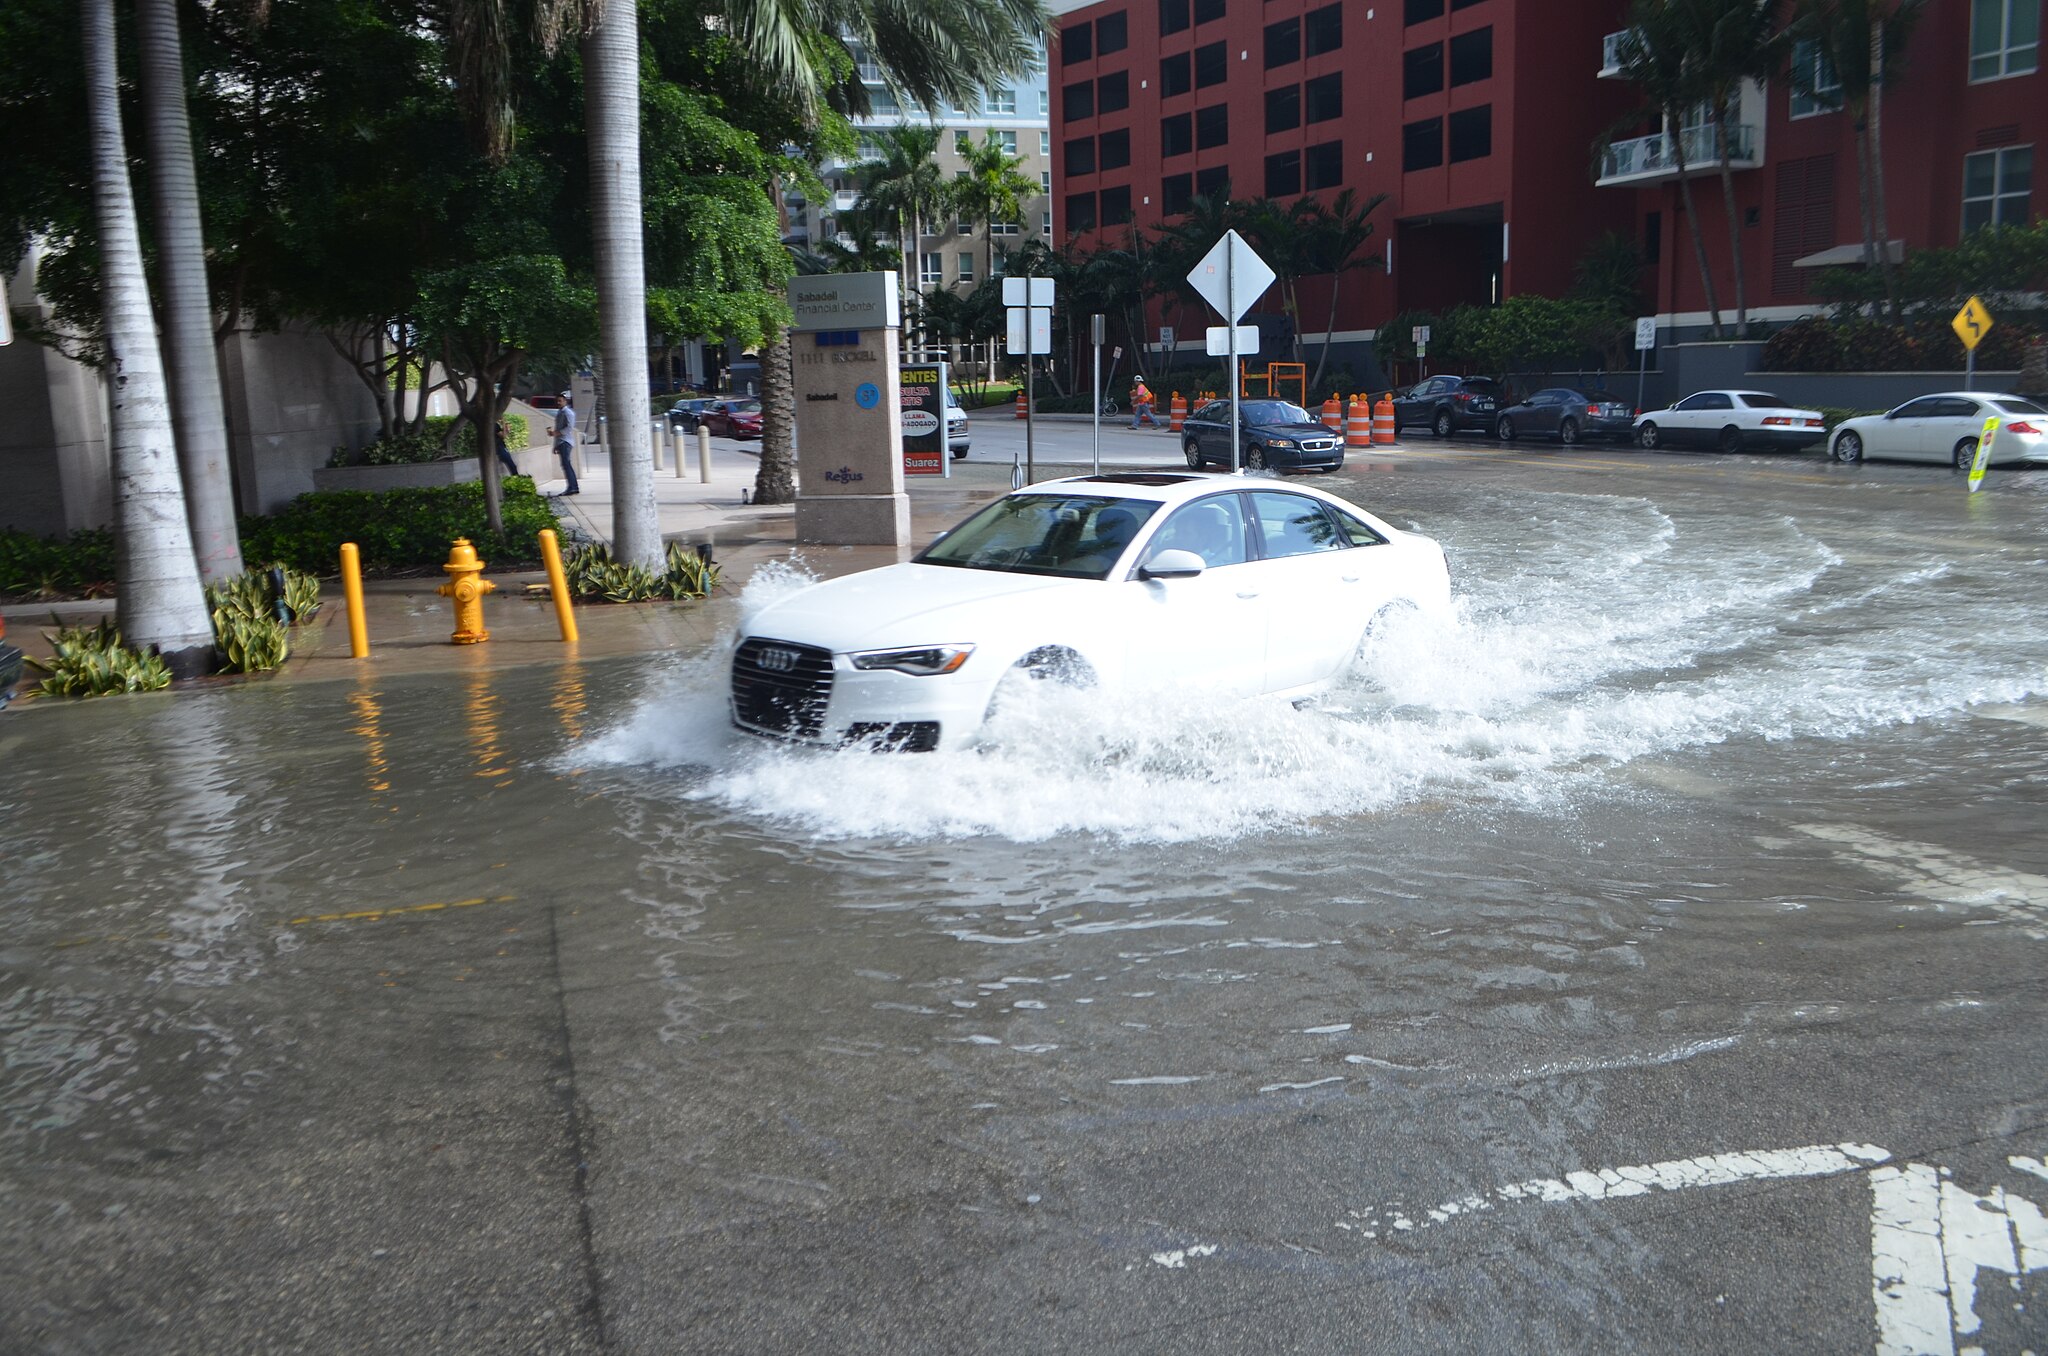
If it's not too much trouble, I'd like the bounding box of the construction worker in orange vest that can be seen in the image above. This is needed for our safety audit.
[1130,375,1158,429]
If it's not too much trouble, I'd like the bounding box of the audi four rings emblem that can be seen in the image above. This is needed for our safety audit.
[758,647,799,673]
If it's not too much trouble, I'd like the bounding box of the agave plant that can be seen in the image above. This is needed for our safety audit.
[29,618,173,697]
[212,610,291,674]
[662,543,722,599]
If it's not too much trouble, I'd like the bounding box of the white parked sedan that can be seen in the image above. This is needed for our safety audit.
[1633,390,1828,453]
[730,474,1452,752]
[1828,391,2048,468]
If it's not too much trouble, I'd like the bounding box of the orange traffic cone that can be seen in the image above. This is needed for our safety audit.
[1346,395,1373,449]
[1168,392,1186,432]
[1320,396,1341,432]
[1372,393,1397,445]
[1014,389,1027,420]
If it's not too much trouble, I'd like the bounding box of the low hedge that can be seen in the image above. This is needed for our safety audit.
[0,527,118,601]
[331,413,530,467]
[1762,315,2042,372]
[239,478,556,574]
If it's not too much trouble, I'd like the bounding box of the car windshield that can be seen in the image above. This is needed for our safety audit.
[1994,398,2046,415]
[916,494,1160,580]
[1239,401,1314,425]
[1736,393,1789,408]
[731,400,762,414]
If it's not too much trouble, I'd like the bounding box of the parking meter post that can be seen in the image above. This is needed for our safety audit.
[697,424,712,483]
[538,529,579,643]
[339,542,369,659]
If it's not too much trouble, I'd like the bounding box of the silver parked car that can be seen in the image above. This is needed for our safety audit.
[1829,392,2048,468]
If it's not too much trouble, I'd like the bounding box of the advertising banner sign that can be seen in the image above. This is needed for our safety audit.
[900,361,948,477]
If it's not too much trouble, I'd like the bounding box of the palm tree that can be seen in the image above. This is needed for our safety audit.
[956,131,1035,294]
[81,0,215,677]
[136,0,244,586]
[1298,189,1390,387]
[1683,0,1782,337]
[1613,0,1724,337]
[1788,0,1923,321]
[851,125,953,313]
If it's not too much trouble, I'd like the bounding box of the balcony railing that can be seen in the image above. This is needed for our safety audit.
[1598,121,1757,185]
[1600,29,1631,78]
[832,189,861,211]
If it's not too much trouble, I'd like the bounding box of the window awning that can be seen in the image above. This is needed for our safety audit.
[1792,240,1905,268]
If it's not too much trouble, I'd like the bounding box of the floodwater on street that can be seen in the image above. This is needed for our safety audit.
[4,448,2047,1354]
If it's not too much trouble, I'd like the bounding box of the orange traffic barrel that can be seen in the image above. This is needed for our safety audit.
[1372,393,1396,445]
[1320,396,1342,431]
[1014,389,1027,419]
[1346,395,1373,449]
[1168,392,1186,432]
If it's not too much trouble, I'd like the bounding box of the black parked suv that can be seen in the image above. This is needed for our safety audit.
[1391,375,1507,439]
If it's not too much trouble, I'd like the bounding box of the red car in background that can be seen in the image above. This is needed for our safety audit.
[701,399,763,438]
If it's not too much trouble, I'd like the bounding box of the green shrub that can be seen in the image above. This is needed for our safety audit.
[28,619,173,698]
[329,414,529,467]
[0,528,117,600]
[1761,317,1843,372]
[1763,313,2042,373]
[199,563,321,673]
[563,541,721,604]
[212,611,291,673]
[239,480,554,575]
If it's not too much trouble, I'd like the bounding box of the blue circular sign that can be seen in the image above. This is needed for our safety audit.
[855,382,880,410]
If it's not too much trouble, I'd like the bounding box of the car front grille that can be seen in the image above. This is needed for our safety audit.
[732,638,835,737]
[1298,437,1339,452]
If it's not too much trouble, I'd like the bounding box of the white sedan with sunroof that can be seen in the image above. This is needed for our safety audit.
[730,474,1452,752]
[1829,392,2048,468]
[1633,390,1828,453]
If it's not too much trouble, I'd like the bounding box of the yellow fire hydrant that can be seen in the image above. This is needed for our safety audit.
[437,538,495,644]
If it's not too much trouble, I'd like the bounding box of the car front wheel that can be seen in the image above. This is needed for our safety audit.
[1558,418,1579,446]
[1433,410,1455,439]
[1834,431,1863,464]
[1496,415,1517,442]
[1245,445,1269,472]
[1718,425,1744,454]
[1637,422,1660,450]
[1953,437,1977,471]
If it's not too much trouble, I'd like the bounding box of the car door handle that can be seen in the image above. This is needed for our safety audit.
[1236,590,1260,600]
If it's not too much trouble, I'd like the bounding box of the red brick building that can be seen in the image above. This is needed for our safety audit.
[1049,0,2043,365]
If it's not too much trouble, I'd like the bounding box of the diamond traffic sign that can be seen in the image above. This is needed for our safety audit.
[1187,230,1275,325]
[1952,296,1993,352]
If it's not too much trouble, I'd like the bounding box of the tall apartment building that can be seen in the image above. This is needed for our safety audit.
[1049,0,2042,360]
[785,46,1054,292]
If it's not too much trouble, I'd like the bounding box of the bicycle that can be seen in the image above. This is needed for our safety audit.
[1097,397,1120,418]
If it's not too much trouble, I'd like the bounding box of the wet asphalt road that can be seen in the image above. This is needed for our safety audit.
[4,441,2047,1354]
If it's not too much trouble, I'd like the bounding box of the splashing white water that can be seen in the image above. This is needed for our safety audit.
[580,493,2048,843]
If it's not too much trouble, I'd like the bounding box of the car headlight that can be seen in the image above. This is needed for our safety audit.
[848,644,976,675]
[1262,437,1296,449]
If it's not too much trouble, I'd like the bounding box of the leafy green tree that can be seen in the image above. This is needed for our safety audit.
[1612,0,1724,336]
[1570,231,1647,370]
[851,124,954,311]
[955,131,1035,294]
[1682,0,1783,337]
[1297,190,1390,387]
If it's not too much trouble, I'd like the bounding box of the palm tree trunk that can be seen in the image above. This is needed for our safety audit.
[1712,115,1748,337]
[1313,274,1344,387]
[1669,111,1724,339]
[1852,118,1879,318]
[585,0,660,569]
[137,0,244,586]
[82,0,214,677]
[753,327,796,504]
[1867,18,1899,322]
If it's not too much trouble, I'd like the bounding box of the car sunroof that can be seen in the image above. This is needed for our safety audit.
[1071,474,1200,485]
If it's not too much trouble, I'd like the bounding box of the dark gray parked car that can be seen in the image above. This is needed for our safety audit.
[1391,375,1506,438]
[1180,400,1345,473]
[1494,389,1636,445]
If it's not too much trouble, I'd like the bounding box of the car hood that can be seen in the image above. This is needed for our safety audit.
[1252,421,1341,438]
[744,562,1090,653]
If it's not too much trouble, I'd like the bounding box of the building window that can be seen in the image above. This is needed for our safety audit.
[1452,0,1485,7]
[958,212,973,234]
[1099,71,1131,114]
[1971,0,2040,80]
[1103,185,1134,225]
[1100,128,1132,171]
[1962,145,2034,231]
[1789,38,1840,116]
[1403,116,1442,170]
[1068,192,1099,232]
[1043,211,1053,235]
[993,220,1020,235]
[1265,149,1302,197]
[1193,0,1225,23]
[1064,81,1095,121]
[1643,210,1661,265]
[1265,16,1301,67]
[921,252,944,284]
[954,130,971,154]
[1306,140,1343,189]
[1162,112,1194,156]
[1066,137,1098,176]
[1266,83,1302,133]
[1305,72,1341,122]
[1406,0,1443,22]
[1163,172,1195,214]
[1448,104,1491,162]
[1196,165,1230,197]
[997,130,1019,154]
[1305,4,1343,56]
[1041,130,1051,155]
[1403,43,1443,99]
[1449,26,1491,84]
[1039,89,1050,116]
[1062,22,1093,62]
[1162,51,1193,95]
[1161,0,1190,35]
[1195,40,1228,86]
[959,253,975,282]
[1196,103,1230,149]
[1041,170,1052,193]
[991,253,1007,277]
[1099,11,1130,54]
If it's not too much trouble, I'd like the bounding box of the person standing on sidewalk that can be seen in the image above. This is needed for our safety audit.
[551,396,580,495]
[1130,376,1157,429]
[493,420,520,478]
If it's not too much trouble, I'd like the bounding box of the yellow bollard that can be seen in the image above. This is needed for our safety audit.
[435,538,496,644]
[339,542,370,658]
[538,529,579,643]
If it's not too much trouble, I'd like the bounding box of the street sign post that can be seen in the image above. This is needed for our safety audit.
[1004,275,1055,486]
[1092,313,1106,475]
[1952,296,1993,390]
[1187,230,1277,473]
[1635,316,1657,413]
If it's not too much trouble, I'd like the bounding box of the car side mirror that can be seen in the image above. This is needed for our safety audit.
[1140,549,1206,580]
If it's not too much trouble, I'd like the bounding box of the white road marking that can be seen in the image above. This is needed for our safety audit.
[1792,823,2048,938]
[1150,1243,1218,1269]
[1872,1163,2048,1355]
[1259,1077,1345,1093]
[1110,1075,1203,1085]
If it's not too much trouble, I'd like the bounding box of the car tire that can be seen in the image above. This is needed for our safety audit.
[985,647,1096,723]
[952,449,968,460]
[1717,424,1743,454]
[1953,437,1977,471]
[1433,409,1455,439]
[1496,415,1517,442]
[1558,418,1579,446]
[1835,431,1863,464]
[1184,438,1203,469]
[1637,422,1660,450]
[1246,445,1269,472]
[1354,599,1420,666]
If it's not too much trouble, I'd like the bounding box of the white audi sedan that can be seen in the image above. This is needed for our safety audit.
[1828,392,2048,468]
[1633,390,1827,453]
[731,474,1452,751]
